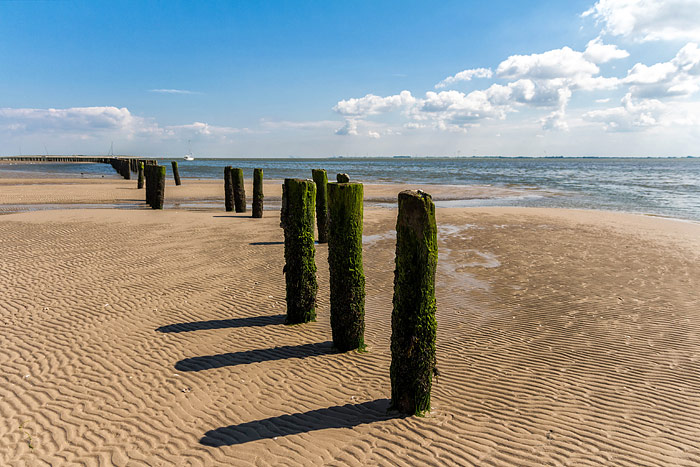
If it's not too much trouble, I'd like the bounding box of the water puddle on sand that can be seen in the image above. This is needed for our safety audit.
[436,224,498,292]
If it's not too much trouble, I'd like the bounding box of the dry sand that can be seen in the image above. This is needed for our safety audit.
[1,179,699,466]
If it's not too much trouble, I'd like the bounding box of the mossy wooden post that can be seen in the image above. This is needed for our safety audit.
[280,182,288,228]
[311,169,329,243]
[224,166,234,212]
[390,190,438,416]
[282,178,317,324]
[171,161,181,186]
[152,165,166,209]
[144,164,152,206]
[232,168,246,212]
[252,168,264,218]
[137,162,144,189]
[336,173,350,183]
[327,181,365,351]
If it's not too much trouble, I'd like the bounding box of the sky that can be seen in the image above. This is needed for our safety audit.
[1,0,699,157]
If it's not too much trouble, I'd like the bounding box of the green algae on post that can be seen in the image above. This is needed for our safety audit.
[252,168,264,218]
[224,166,233,212]
[336,173,350,183]
[311,169,329,243]
[152,165,167,210]
[327,181,365,351]
[390,190,437,416]
[171,161,181,186]
[282,178,317,324]
[137,162,144,189]
[232,168,246,213]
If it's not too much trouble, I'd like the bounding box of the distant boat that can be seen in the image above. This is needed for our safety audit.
[184,140,194,161]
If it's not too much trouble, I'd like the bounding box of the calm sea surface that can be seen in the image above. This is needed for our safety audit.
[2,157,699,222]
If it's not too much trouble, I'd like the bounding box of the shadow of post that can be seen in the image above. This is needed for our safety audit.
[175,341,335,372]
[200,399,400,447]
[156,314,286,333]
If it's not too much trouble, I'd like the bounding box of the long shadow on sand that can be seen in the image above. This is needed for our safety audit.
[200,399,400,447]
[156,314,285,333]
[175,341,335,372]
[250,241,284,245]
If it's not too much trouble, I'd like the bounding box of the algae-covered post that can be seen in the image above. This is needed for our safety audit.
[311,169,329,243]
[144,164,152,206]
[171,161,181,186]
[280,182,288,229]
[282,178,317,324]
[232,168,246,213]
[252,168,264,218]
[327,181,365,351]
[336,173,350,183]
[152,165,166,209]
[137,162,144,189]
[390,190,438,416]
[224,166,233,212]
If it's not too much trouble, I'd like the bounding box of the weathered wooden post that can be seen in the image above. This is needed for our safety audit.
[327,181,365,351]
[223,166,234,212]
[280,182,288,228]
[311,169,329,243]
[232,168,246,212]
[337,173,350,183]
[171,161,181,186]
[252,168,264,218]
[137,162,144,189]
[152,165,166,209]
[282,178,317,324]
[390,190,438,416]
[144,164,152,206]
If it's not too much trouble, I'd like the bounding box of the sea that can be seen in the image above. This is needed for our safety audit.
[2,157,699,222]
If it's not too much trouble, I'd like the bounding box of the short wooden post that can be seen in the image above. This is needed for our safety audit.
[224,166,233,212]
[390,190,438,416]
[336,173,350,183]
[282,178,317,324]
[312,169,329,243]
[171,161,181,186]
[152,166,166,209]
[137,162,144,189]
[232,168,246,212]
[252,168,264,218]
[327,181,365,351]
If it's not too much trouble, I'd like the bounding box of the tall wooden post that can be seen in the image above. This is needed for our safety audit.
[312,169,329,243]
[232,168,246,212]
[152,166,166,209]
[390,190,438,416]
[224,166,233,212]
[252,168,264,218]
[327,181,365,351]
[137,162,144,189]
[171,161,181,186]
[282,178,317,324]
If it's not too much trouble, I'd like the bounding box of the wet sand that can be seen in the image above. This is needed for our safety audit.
[1,178,699,465]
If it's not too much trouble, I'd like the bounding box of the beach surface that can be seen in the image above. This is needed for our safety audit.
[1,178,699,466]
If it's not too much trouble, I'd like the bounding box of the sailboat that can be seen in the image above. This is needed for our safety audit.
[184,140,195,161]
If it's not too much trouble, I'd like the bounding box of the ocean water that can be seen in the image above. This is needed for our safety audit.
[2,157,699,222]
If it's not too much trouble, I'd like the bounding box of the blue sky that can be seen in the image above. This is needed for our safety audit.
[1,0,699,157]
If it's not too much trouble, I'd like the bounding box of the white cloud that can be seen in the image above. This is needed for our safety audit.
[496,47,599,80]
[368,130,381,139]
[149,88,199,95]
[435,68,493,89]
[166,121,246,137]
[335,119,359,136]
[623,42,700,97]
[583,0,700,42]
[333,91,415,116]
[260,119,340,130]
[583,93,666,130]
[583,37,630,63]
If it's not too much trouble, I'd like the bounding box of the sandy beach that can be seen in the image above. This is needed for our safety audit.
[1,178,699,466]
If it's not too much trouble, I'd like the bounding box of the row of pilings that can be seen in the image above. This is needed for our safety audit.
[276,169,437,416]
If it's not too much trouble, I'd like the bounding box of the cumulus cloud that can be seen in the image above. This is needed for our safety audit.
[583,37,630,63]
[583,0,700,42]
[335,119,359,136]
[496,47,599,80]
[435,68,493,89]
[583,93,666,130]
[333,91,416,116]
[623,42,700,97]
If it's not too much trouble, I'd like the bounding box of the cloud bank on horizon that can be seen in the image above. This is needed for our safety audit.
[1,0,699,157]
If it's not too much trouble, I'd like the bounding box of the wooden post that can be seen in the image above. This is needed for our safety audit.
[390,190,438,416]
[232,168,246,212]
[311,169,329,243]
[327,181,365,351]
[336,173,350,183]
[137,162,144,189]
[144,164,152,206]
[224,166,233,212]
[282,178,317,324]
[252,168,264,218]
[171,161,181,186]
[152,166,166,209]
